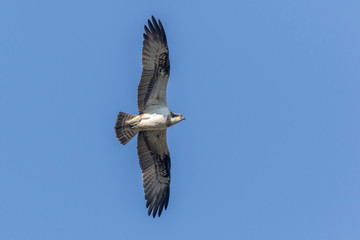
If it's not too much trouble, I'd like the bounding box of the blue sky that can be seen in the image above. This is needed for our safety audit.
[1,0,359,239]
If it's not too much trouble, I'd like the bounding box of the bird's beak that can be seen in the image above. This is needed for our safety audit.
[182,116,186,120]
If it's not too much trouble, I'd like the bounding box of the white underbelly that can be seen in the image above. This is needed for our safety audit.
[139,113,168,130]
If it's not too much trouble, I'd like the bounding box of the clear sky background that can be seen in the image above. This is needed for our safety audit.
[1,1,359,239]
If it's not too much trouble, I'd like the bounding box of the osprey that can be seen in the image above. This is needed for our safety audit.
[115,16,185,217]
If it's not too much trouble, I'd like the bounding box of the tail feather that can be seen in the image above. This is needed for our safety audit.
[115,112,139,145]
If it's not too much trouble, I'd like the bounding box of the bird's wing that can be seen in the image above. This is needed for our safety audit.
[138,16,170,114]
[137,130,171,217]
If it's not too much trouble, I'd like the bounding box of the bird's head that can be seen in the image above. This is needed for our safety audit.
[170,112,185,126]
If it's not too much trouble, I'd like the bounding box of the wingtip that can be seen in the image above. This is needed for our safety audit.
[143,16,167,43]
[151,15,156,23]
[144,25,149,34]
[150,16,162,29]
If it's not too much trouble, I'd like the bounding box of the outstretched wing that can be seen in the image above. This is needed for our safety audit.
[138,16,170,114]
[137,130,171,217]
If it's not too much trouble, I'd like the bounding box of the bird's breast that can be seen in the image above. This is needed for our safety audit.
[138,113,169,130]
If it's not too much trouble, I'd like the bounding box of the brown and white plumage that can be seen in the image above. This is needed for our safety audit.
[114,16,185,218]
[137,130,170,217]
[138,16,170,114]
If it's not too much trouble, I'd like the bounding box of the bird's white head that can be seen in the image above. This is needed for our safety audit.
[170,112,185,126]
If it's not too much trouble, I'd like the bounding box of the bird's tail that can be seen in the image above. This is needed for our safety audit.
[115,112,140,145]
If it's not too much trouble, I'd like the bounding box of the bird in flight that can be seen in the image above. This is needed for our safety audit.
[115,16,185,218]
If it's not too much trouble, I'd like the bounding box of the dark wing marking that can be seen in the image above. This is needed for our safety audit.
[138,16,170,114]
[137,130,171,217]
